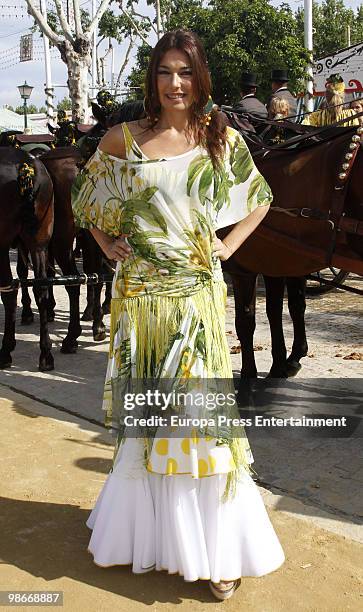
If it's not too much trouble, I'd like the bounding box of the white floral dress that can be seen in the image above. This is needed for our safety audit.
[71,123,285,580]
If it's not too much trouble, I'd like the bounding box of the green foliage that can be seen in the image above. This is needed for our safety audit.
[128,0,309,104]
[99,9,132,42]
[99,8,151,42]
[57,97,72,111]
[80,8,91,31]
[15,104,39,115]
[296,0,363,58]
[126,43,153,95]
[31,9,61,42]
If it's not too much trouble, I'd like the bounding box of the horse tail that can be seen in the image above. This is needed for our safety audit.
[17,162,40,235]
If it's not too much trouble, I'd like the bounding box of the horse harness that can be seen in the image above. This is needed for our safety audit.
[228,109,363,267]
[266,128,363,249]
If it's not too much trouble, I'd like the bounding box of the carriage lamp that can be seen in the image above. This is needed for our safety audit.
[17,81,33,131]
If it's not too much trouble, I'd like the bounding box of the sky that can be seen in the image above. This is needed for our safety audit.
[0,0,362,110]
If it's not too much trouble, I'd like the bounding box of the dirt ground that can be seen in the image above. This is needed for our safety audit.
[0,265,362,611]
[0,392,362,612]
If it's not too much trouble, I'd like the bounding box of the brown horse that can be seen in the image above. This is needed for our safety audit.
[219,123,363,379]
[0,148,54,371]
[39,147,84,351]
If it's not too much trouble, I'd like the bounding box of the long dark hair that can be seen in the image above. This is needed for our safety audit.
[144,29,227,169]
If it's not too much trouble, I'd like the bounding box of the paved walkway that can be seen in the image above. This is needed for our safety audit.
[0,272,362,529]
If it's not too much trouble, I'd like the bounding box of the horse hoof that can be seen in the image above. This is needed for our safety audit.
[93,329,106,342]
[39,356,54,372]
[60,340,78,354]
[266,369,289,379]
[21,314,34,325]
[81,307,93,321]
[0,354,12,369]
[286,360,302,377]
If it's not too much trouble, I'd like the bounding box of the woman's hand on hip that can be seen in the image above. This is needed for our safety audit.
[103,234,132,262]
[212,237,233,261]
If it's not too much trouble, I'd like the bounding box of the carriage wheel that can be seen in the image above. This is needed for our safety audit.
[306,268,350,295]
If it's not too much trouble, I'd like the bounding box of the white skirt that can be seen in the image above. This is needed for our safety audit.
[86,438,285,582]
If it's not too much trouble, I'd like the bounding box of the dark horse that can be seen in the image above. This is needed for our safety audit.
[0,148,54,371]
[12,147,84,355]
[219,122,363,380]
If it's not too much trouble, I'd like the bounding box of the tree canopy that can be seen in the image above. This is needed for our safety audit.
[126,0,363,105]
[127,0,310,104]
[296,0,363,59]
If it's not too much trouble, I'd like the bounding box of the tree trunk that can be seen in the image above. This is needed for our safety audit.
[59,39,91,123]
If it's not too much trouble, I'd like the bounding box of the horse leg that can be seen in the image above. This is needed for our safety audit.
[92,281,106,341]
[82,284,94,321]
[30,247,54,371]
[230,271,258,379]
[46,247,56,322]
[286,276,308,376]
[102,275,112,315]
[264,275,288,378]
[17,247,34,325]
[52,244,82,354]
[0,250,17,368]
[82,231,106,341]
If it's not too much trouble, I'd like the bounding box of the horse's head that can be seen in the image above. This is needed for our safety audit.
[79,100,146,164]
[0,130,22,147]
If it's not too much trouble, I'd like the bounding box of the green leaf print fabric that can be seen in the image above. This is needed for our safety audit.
[71,124,273,500]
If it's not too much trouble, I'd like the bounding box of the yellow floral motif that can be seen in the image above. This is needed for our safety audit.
[191,428,200,445]
[198,458,209,477]
[179,347,197,379]
[155,439,169,455]
[209,455,217,472]
[166,458,178,474]
[181,438,190,455]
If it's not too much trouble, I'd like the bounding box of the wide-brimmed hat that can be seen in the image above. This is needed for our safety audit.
[240,72,258,87]
[271,69,289,82]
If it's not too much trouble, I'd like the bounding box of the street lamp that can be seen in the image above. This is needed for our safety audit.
[17,81,33,131]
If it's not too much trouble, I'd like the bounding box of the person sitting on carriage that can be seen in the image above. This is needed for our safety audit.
[266,69,297,121]
[233,72,267,118]
[302,74,359,127]
[350,98,363,127]
[267,97,290,144]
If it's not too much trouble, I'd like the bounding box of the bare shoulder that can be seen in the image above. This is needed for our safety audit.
[98,124,125,159]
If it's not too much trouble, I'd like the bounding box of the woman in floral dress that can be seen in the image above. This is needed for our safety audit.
[72,29,284,600]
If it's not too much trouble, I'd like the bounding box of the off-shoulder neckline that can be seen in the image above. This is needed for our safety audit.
[97,124,238,164]
[122,122,201,161]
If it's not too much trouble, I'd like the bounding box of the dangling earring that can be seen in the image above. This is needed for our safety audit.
[201,95,214,127]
